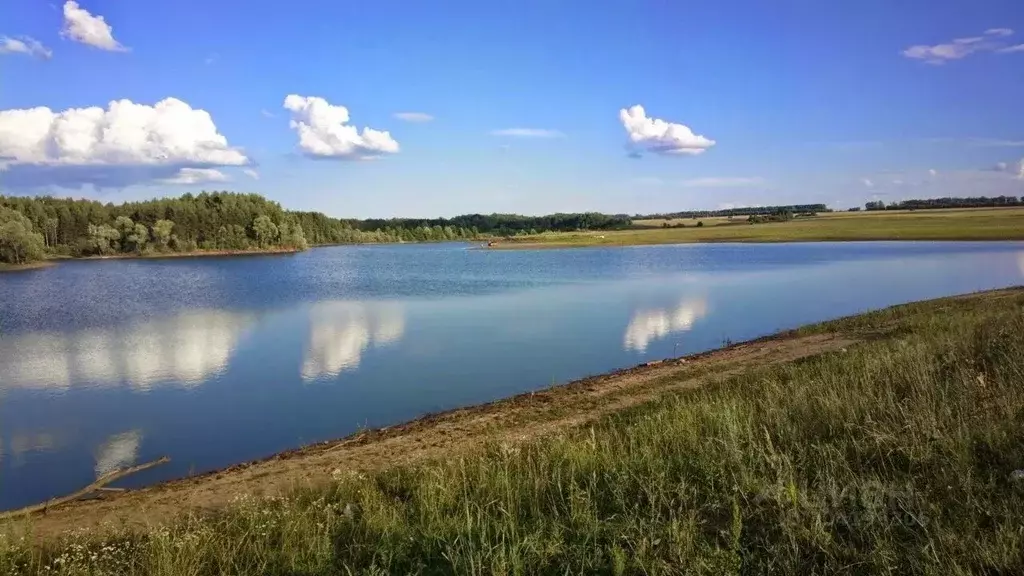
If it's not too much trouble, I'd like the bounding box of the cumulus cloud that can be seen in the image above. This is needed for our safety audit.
[393,112,434,123]
[619,105,715,156]
[283,95,399,160]
[680,176,763,188]
[160,168,228,185]
[0,36,52,59]
[491,128,565,138]
[61,1,128,51]
[0,97,247,188]
[903,28,1017,64]
[991,158,1024,178]
[243,168,260,180]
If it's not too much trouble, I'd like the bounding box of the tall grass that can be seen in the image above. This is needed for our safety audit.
[3,292,1023,574]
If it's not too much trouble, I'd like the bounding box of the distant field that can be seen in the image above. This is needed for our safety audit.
[493,207,1024,248]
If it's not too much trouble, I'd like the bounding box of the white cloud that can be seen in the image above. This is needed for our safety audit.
[861,178,875,188]
[204,53,218,65]
[393,112,434,123]
[929,168,938,176]
[619,105,714,156]
[283,95,399,160]
[680,176,763,188]
[903,28,1017,64]
[996,44,1024,54]
[160,168,228,185]
[0,97,247,188]
[260,109,275,119]
[61,1,128,52]
[992,158,1024,179]
[491,128,564,138]
[242,168,260,180]
[0,36,53,59]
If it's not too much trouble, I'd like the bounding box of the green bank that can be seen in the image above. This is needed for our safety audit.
[3,287,1024,574]
[489,206,1024,248]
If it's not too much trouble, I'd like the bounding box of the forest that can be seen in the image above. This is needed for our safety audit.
[865,196,1023,211]
[0,192,634,265]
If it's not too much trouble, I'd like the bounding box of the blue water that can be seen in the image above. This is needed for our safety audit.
[0,241,1022,510]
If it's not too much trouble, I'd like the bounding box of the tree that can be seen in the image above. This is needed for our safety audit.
[0,207,45,264]
[152,220,175,250]
[87,224,121,255]
[127,223,149,252]
[277,221,308,250]
[252,215,278,248]
[114,216,135,241]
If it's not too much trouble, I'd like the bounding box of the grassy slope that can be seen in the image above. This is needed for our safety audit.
[494,207,1024,247]
[3,289,1024,574]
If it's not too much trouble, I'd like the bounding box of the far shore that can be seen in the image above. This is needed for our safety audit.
[481,206,1024,249]
[1,247,305,272]
[66,247,304,261]
[0,260,58,273]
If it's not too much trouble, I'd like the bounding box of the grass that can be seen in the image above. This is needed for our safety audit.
[3,289,1024,574]
[492,207,1024,247]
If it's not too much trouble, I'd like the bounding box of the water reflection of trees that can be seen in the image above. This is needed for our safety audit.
[0,311,253,391]
[301,302,405,381]
[623,297,709,352]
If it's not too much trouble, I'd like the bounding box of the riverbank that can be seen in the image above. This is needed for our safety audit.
[3,288,1023,573]
[0,247,304,272]
[0,261,56,273]
[485,206,1024,248]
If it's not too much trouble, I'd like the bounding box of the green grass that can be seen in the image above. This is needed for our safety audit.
[3,289,1024,574]
[496,207,1024,247]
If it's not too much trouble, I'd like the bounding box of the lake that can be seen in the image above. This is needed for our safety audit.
[1,241,1023,511]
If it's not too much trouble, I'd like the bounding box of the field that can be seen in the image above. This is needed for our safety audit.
[2,288,1023,574]
[489,207,1024,248]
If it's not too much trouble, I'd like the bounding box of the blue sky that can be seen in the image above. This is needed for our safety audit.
[1,0,1023,218]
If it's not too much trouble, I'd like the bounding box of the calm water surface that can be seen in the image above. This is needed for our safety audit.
[1,241,1022,510]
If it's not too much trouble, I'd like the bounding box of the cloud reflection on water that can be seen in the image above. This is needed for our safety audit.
[301,302,405,381]
[0,310,254,391]
[623,297,709,352]
[94,429,142,478]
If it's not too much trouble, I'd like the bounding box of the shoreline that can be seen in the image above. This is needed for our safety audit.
[5,328,854,537]
[0,261,57,273]
[482,234,1024,250]
[1,248,304,272]
[66,247,303,261]
[7,286,1021,540]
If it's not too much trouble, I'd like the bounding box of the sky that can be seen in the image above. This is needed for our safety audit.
[1,0,1023,218]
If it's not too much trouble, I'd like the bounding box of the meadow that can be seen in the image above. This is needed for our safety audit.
[490,206,1024,248]
[1,288,1023,574]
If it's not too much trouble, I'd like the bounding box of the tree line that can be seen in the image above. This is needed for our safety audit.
[640,204,830,219]
[865,196,1023,211]
[0,193,635,265]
